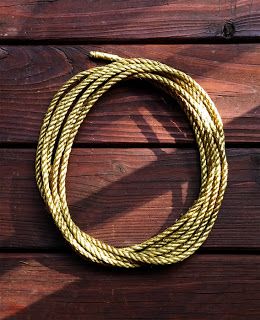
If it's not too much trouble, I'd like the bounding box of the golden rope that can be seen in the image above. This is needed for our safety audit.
[35,51,228,268]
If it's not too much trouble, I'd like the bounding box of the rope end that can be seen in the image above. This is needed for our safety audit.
[88,51,122,62]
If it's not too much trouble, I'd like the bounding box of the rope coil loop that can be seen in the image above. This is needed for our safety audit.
[35,51,228,268]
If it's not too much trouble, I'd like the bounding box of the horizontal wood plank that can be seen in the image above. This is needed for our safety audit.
[1,148,259,249]
[0,253,259,319]
[0,44,259,144]
[0,0,259,41]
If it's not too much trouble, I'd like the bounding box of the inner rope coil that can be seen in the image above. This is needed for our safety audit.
[35,51,228,268]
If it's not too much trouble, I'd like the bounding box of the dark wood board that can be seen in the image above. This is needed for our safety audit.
[0,253,259,320]
[0,44,259,144]
[1,148,259,250]
[0,0,259,41]
[0,0,259,317]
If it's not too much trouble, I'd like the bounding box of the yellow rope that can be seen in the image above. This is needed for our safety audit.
[35,51,228,268]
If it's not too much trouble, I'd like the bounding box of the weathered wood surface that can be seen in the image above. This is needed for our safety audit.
[1,148,259,249]
[0,253,259,320]
[0,0,259,41]
[0,0,259,317]
[0,44,259,144]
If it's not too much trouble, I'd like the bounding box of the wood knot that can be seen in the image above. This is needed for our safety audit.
[222,21,235,39]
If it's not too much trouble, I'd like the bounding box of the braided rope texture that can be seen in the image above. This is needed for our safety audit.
[35,51,228,268]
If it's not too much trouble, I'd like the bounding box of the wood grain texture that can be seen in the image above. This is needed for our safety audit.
[0,44,259,144]
[0,0,259,41]
[0,0,259,318]
[0,253,259,319]
[1,148,259,249]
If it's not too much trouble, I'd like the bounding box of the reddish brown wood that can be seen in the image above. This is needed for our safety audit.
[0,0,259,317]
[1,148,259,249]
[0,44,259,144]
[0,253,259,319]
[0,0,259,41]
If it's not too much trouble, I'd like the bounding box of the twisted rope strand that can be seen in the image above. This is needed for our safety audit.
[35,51,228,268]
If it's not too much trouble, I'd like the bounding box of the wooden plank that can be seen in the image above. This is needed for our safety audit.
[0,44,259,144]
[0,253,259,319]
[1,148,259,249]
[0,1,259,41]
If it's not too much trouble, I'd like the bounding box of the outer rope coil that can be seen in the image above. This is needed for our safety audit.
[35,51,228,268]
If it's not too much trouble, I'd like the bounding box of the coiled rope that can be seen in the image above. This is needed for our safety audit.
[35,51,228,268]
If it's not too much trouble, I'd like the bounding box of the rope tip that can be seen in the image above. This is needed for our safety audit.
[88,51,122,62]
